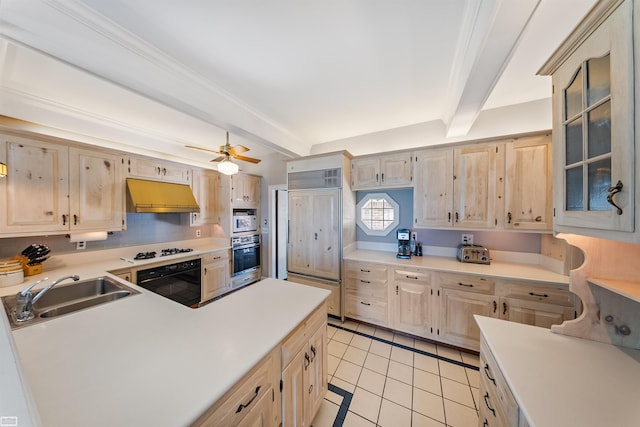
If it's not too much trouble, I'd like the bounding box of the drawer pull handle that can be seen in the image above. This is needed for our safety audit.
[529,292,548,298]
[483,392,496,416]
[607,180,624,215]
[493,300,497,313]
[483,363,496,385]
[73,214,79,225]
[361,280,371,284]
[360,269,370,273]
[503,302,507,315]
[360,301,371,306]
[483,419,489,427]
[406,275,418,280]
[236,386,261,414]
[62,214,67,226]
[507,212,512,224]
[304,352,310,369]
[458,282,474,288]
[448,212,451,222]
[310,345,317,362]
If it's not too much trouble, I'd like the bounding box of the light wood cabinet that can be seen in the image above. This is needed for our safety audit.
[539,0,635,240]
[231,173,261,208]
[191,169,223,226]
[0,133,125,236]
[414,144,497,229]
[287,189,340,282]
[126,155,191,184]
[390,267,433,336]
[440,288,497,349]
[344,261,388,326]
[351,152,412,190]
[201,250,230,303]
[503,135,552,231]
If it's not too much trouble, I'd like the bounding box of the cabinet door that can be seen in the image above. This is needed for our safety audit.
[127,156,190,184]
[351,158,380,189]
[551,1,633,233]
[287,191,314,276]
[69,147,124,232]
[161,162,191,184]
[281,347,307,427]
[504,137,552,231]
[0,135,69,234]
[307,325,327,424]
[440,289,497,349]
[501,297,574,329]
[414,149,454,227]
[232,174,261,207]
[380,152,412,187]
[191,170,221,226]
[236,388,274,427]
[392,280,432,336]
[310,190,340,281]
[453,145,497,228]
[202,257,229,302]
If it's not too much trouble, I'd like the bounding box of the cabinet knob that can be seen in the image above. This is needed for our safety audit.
[607,180,624,215]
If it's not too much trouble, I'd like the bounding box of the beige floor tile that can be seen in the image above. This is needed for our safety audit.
[383,377,413,409]
[466,367,480,389]
[328,354,340,376]
[391,346,414,367]
[332,328,355,345]
[369,340,392,358]
[329,376,356,393]
[374,328,395,341]
[471,386,479,411]
[328,340,348,358]
[441,377,475,408]
[412,411,446,427]
[387,360,413,385]
[439,360,468,384]
[311,399,339,427]
[350,334,373,351]
[357,367,386,396]
[444,398,479,427]
[343,346,368,366]
[378,398,412,427]
[415,339,438,354]
[350,387,382,423]
[324,390,343,406]
[393,333,415,348]
[413,388,445,423]
[326,325,337,339]
[344,411,376,427]
[414,367,442,396]
[363,352,390,375]
[415,353,440,375]
[328,317,341,326]
[436,345,462,362]
[343,319,359,329]
[334,359,362,385]
[461,351,480,367]
[357,323,376,335]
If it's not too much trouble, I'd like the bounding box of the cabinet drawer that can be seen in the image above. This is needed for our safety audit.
[501,282,572,306]
[480,336,518,426]
[281,303,327,368]
[345,262,388,279]
[345,292,388,325]
[202,250,229,264]
[393,267,430,284]
[194,348,278,427]
[345,277,387,299]
[438,272,494,294]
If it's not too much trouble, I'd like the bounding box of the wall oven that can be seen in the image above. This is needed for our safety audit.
[136,258,201,308]
[232,234,261,277]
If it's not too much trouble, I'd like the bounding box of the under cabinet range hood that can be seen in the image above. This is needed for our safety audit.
[126,178,200,213]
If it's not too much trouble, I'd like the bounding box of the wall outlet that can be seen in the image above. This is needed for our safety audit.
[461,234,474,245]
[76,241,86,250]
[196,229,201,238]
[411,231,417,242]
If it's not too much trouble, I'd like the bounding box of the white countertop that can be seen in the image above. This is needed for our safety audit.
[344,249,569,285]
[0,245,330,426]
[475,316,640,427]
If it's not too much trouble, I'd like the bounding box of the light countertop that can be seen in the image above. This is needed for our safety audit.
[476,316,640,427]
[0,244,330,427]
[344,249,569,285]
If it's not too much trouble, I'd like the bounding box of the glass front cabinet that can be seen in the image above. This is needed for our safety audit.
[540,0,635,240]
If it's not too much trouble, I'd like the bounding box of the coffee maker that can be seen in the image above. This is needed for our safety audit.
[396,228,411,259]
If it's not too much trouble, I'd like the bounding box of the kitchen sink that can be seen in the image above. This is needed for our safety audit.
[2,276,140,329]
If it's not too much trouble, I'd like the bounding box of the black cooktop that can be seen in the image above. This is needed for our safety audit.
[133,248,193,260]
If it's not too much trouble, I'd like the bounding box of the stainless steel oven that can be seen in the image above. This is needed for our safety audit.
[136,258,201,308]
[231,234,260,276]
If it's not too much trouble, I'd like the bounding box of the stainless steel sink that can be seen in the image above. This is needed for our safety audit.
[2,276,140,329]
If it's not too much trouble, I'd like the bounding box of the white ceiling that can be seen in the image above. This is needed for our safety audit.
[0,0,598,168]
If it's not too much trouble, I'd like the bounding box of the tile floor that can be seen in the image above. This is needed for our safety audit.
[311,318,480,427]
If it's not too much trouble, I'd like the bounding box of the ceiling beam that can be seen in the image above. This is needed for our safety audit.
[444,0,540,138]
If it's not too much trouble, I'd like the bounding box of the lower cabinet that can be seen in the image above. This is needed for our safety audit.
[391,267,434,336]
[201,250,230,303]
[344,262,388,325]
[440,289,497,350]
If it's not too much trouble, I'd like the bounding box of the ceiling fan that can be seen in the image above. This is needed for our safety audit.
[186,131,261,175]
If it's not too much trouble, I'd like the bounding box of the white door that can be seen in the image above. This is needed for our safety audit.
[276,188,288,279]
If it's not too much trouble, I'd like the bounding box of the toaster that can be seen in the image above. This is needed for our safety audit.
[457,244,491,265]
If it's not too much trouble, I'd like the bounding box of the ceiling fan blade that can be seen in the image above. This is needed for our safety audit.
[209,155,226,162]
[185,145,222,155]
[234,154,261,164]
[227,144,249,156]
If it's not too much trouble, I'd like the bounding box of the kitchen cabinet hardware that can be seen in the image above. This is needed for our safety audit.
[535,216,542,222]
[360,269,370,273]
[304,352,310,369]
[493,300,497,313]
[483,363,496,386]
[455,212,459,222]
[375,173,378,182]
[507,212,512,223]
[310,345,317,362]
[396,285,399,295]
[381,173,384,182]
[483,392,496,416]
[458,282,474,288]
[62,214,67,225]
[529,292,548,298]
[406,275,418,280]
[73,214,78,225]
[483,419,489,427]
[360,301,371,306]
[235,385,261,414]
[607,180,624,215]
[503,302,507,315]
[360,280,371,284]
[448,212,451,222]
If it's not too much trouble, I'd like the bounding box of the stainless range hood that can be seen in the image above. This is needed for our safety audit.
[126,178,200,213]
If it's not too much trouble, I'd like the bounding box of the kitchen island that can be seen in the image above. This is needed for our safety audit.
[0,267,329,426]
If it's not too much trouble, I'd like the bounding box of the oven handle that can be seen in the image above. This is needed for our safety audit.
[232,243,261,250]
[137,267,201,285]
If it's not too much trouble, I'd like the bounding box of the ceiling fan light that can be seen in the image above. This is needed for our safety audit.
[218,159,239,175]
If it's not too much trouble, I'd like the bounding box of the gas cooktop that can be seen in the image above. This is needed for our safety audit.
[132,248,194,260]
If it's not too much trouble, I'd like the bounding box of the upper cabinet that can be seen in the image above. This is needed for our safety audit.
[127,155,191,184]
[414,144,497,229]
[503,135,553,231]
[539,0,635,240]
[231,173,261,208]
[351,152,412,190]
[190,169,223,226]
[0,133,125,236]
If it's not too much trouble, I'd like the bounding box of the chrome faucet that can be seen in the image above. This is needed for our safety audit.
[15,275,80,322]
